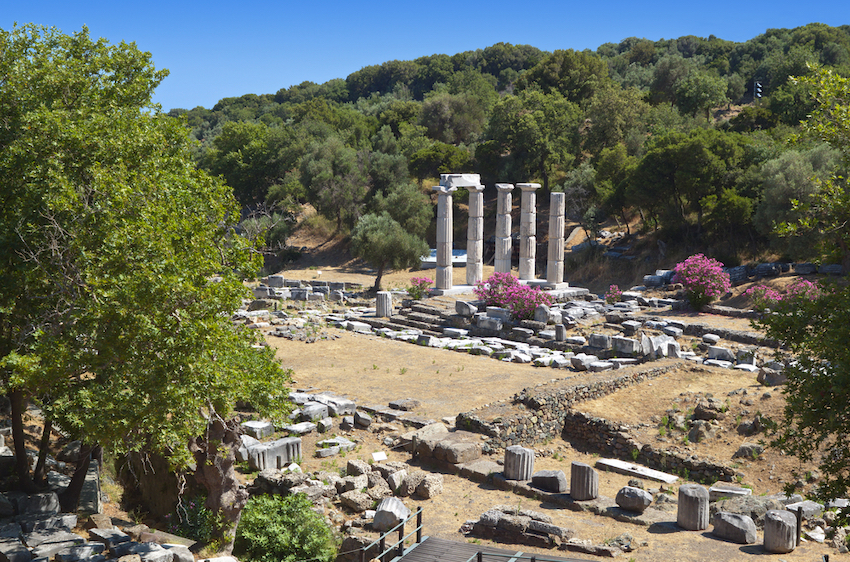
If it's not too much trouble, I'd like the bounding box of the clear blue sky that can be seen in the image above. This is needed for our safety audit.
[6,1,849,112]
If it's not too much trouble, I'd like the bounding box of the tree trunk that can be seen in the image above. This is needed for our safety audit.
[10,390,37,493]
[58,443,95,512]
[189,418,248,556]
[372,263,386,292]
[33,416,53,486]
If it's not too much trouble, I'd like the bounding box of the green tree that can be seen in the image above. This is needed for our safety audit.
[408,142,471,184]
[0,25,291,551]
[755,65,850,508]
[487,90,582,189]
[674,71,728,119]
[350,212,429,290]
[300,136,369,230]
[515,49,610,103]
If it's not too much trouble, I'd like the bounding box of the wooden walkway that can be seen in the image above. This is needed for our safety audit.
[393,536,590,562]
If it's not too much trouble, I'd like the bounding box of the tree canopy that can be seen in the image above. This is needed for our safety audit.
[0,24,291,549]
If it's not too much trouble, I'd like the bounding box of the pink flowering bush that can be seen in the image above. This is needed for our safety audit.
[407,276,433,299]
[672,254,731,310]
[605,284,622,304]
[474,272,554,321]
[745,279,823,312]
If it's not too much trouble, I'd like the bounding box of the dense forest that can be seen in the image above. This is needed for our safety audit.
[167,23,850,269]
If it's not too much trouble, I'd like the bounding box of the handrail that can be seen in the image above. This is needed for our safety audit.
[360,507,424,562]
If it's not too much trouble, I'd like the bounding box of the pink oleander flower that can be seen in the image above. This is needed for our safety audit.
[673,254,731,311]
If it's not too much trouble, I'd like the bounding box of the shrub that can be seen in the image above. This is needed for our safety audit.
[745,279,823,312]
[473,272,554,321]
[407,276,433,299]
[163,496,219,546]
[234,494,337,562]
[604,284,622,304]
[672,254,731,310]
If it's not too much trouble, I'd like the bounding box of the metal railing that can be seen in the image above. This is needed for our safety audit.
[360,507,424,562]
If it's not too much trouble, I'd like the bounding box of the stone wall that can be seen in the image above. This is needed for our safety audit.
[457,363,738,483]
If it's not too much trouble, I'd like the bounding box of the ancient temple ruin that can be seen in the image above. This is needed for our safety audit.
[431,174,570,295]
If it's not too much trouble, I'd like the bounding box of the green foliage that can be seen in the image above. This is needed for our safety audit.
[756,66,850,504]
[0,23,291,485]
[234,494,337,562]
[300,136,369,230]
[350,213,429,290]
[164,496,221,547]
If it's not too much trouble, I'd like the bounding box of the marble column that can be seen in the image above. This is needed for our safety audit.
[433,185,456,290]
[494,184,514,273]
[517,183,541,280]
[466,184,485,285]
[547,192,566,284]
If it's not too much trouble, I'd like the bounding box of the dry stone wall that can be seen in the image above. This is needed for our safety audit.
[457,363,738,483]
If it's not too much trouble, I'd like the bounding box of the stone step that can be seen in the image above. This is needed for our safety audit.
[356,317,443,338]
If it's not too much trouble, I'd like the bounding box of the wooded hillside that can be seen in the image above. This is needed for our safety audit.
[167,23,850,270]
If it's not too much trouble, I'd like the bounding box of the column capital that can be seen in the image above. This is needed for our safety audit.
[517,182,542,192]
[440,173,481,188]
[495,183,514,192]
[465,184,485,193]
[432,185,458,194]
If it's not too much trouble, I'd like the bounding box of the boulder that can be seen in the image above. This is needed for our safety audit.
[372,497,410,532]
[415,474,444,499]
[455,301,478,317]
[340,491,373,513]
[733,443,763,459]
[616,486,653,513]
[710,496,786,528]
[712,512,757,544]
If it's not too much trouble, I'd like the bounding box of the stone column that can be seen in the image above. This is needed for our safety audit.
[494,184,514,273]
[466,184,485,285]
[570,462,598,500]
[764,510,797,553]
[517,183,541,280]
[433,185,456,290]
[504,445,535,480]
[375,291,392,317]
[677,484,709,530]
[547,191,566,284]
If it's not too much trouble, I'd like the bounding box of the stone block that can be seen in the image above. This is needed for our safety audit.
[712,512,757,544]
[415,474,443,498]
[477,317,503,331]
[588,333,611,349]
[455,301,478,317]
[531,470,567,493]
[611,336,640,356]
[708,346,735,362]
[300,403,329,422]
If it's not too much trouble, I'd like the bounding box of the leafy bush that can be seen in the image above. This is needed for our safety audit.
[407,276,433,299]
[234,494,337,562]
[672,254,731,310]
[163,496,219,546]
[473,272,554,321]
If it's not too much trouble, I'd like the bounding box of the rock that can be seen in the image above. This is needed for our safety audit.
[56,441,83,463]
[702,334,721,344]
[733,443,763,459]
[712,512,757,544]
[531,470,567,493]
[456,301,478,317]
[710,496,786,528]
[354,411,372,428]
[340,491,373,513]
[415,474,443,499]
[398,472,426,497]
[388,399,420,412]
[688,420,717,443]
[387,470,407,492]
[346,459,371,477]
[757,367,788,386]
[616,486,653,513]
[241,420,274,439]
[372,497,410,532]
